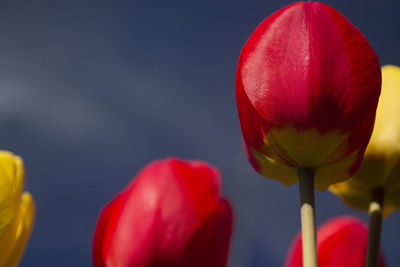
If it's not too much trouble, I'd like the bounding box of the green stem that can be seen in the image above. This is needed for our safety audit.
[366,188,384,267]
[298,167,318,267]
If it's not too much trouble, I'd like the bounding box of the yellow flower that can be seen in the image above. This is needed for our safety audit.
[330,65,400,216]
[0,151,35,266]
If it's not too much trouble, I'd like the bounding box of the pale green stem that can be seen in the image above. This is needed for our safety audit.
[298,167,318,267]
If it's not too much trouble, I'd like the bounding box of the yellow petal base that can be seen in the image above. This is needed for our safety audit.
[254,127,358,190]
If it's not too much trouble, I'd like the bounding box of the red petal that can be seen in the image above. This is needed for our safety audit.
[92,158,233,267]
[285,216,386,267]
[237,2,380,134]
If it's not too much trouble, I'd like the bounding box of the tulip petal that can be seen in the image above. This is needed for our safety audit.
[0,152,25,237]
[92,193,126,267]
[285,216,385,267]
[240,3,380,132]
[252,149,298,186]
[330,65,400,215]
[2,192,35,267]
[265,128,349,168]
[315,149,359,191]
[160,199,233,267]
[93,158,233,267]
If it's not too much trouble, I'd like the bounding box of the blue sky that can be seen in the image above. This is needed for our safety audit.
[0,0,399,266]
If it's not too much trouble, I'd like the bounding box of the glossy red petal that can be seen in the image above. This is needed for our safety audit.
[238,2,380,133]
[236,77,265,170]
[285,216,385,267]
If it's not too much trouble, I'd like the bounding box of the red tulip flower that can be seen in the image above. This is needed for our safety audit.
[92,158,233,267]
[285,216,386,267]
[236,1,381,190]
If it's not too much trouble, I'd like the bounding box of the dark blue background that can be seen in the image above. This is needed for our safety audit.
[0,1,399,266]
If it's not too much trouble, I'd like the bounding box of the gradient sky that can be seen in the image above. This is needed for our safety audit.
[0,0,400,266]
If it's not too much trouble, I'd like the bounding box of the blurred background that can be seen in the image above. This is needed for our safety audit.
[0,0,399,266]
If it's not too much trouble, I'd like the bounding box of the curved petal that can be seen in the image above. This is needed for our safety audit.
[181,200,233,267]
[330,65,400,214]
[92,158,233,267]
[285,216,385,267]
[238,2,380,133]
[0,152,25,237]
[2,192,34,267]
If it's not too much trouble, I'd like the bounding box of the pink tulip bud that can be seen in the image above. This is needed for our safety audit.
[92,158,233,267]
[236,2,381,190]
[285,216,385,267]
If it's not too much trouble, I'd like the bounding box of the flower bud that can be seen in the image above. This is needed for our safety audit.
[236,2,381,190]
[93,158,233,267]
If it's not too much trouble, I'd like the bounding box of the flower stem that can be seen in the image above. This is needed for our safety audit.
[298,167,317,267]
[366,188,384,267]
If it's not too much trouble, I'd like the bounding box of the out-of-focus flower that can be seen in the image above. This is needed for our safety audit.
[236,2,381,190]
[92,158,233,267]
[330,65,400,216]
[285,216,385,267]
[0,151,35,267]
